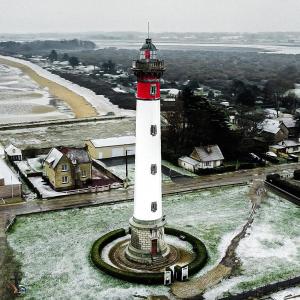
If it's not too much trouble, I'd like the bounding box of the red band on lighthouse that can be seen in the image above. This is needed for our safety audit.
[137,81,160,100]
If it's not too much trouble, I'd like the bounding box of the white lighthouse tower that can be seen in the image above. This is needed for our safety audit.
[125,37,170,264]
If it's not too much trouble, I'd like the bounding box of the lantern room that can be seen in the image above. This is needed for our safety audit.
[139,38,157,60]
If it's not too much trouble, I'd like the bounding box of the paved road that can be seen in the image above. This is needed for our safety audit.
[1,161,299,220]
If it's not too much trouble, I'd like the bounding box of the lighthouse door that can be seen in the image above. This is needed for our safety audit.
[151,239,158,256]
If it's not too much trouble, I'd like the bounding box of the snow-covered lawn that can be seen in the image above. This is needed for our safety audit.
[7,185,251,299]
[7,186,299,299]
[203,192,300,299]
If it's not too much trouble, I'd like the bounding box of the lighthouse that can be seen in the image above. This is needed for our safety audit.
[125,37,170,264]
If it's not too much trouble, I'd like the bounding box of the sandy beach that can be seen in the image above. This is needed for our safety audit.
[0,57,98,118]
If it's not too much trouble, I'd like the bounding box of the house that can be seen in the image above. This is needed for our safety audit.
[179,145,224,172]
[277,116,297,138]
[259,119,289,144]
[178,156,199,173]
[44,147,92,191]
[85,136,135,160]
[0,159,22,200]
[269,139,300,155]
[5,144,22,161]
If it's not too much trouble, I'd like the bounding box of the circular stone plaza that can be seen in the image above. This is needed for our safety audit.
[90,37,207,285]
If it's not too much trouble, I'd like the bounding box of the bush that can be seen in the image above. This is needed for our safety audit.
[294,170,300,180]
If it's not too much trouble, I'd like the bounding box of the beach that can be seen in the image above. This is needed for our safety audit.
[0,57,98,119]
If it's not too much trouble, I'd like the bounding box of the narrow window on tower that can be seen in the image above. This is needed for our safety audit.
[150,125,157,136]
[151,164,157,175]
[150,85,156,96]
[151,202,157,212]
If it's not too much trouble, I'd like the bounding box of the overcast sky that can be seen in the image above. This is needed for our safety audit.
[0,0,299,34]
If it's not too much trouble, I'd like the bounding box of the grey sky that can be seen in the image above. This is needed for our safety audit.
[0,0,299,33]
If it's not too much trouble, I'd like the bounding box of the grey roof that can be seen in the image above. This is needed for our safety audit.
[89,136,135,148]
[281,140,300,147]
[44,148,63,168]
[140,38,157,51]
[179,156,199,166]
[59,147,91,164]
[5,144,22,156]
[260,119,282,134]
[278,117,297,129]
[193,145,224,162]
[45,147,91,168]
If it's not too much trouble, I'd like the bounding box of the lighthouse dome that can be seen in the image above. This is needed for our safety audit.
[139,38,157,60]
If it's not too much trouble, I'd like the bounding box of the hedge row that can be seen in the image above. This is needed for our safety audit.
[294,170,300,181]
[90,227,208,285]
[196,162,262,175]
[266,174,300,197]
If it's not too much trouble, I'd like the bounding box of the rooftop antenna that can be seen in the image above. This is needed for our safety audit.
[148,21,150,39]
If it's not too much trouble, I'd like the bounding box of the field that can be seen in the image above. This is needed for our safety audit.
[0,118,135,150]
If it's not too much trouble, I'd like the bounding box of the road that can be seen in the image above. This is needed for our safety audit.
[1,161,299,220]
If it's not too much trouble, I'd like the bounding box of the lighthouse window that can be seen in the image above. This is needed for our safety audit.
[150,85,156,95]
[151,164,157,175]
[151,202,157,212]
[150,125,157,136]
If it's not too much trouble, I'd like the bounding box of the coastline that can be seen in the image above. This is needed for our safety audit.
[0,57,98,119]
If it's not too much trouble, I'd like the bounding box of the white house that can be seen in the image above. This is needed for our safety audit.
[178,156,199,172]
[270,139,300,155]
[5,144,22,161]
[0,159,22,200]
[179,145,224,172]
[85,136,135,160]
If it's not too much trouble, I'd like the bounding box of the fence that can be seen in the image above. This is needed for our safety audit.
[218,276,300,300]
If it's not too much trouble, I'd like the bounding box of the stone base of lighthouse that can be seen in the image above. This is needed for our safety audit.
[125,217,170,265]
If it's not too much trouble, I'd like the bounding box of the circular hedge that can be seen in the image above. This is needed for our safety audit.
[90,227,207,285]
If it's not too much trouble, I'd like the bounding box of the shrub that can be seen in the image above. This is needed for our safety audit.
[294,170,300,180]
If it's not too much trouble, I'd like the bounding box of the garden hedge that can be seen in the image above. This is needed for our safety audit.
[90,227,208,285]
[266,173,300,197]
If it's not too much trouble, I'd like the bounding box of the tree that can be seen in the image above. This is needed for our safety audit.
[264,79,295,116]
[62,53,69,61]
[68,56,79,69]
[48,50,58,62]
[102,60,116,74]
[163,89,236,160]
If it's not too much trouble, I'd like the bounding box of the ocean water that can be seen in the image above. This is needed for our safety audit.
[0,64,73,124]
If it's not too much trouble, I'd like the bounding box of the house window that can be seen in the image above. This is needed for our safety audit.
[62,176,69,184]
[81,169,87,177]
[62,164,68,172]
[150,85,156,96]
[151,202,157,212]
[204,161,211,167]
[151,164,157,175]
[150,125,157,136]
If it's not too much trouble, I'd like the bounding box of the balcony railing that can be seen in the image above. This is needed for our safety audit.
[132,60,165,71]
